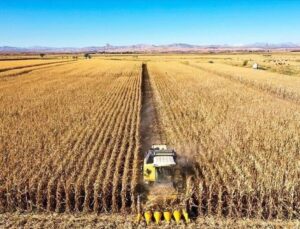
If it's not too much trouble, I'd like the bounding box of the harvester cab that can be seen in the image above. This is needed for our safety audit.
[143,145,176,183]
[143,145,184,190]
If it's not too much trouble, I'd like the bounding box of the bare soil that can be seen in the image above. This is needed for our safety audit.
[140,63,162,153]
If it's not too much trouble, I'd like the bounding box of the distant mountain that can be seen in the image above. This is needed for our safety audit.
[241,42,300,49]
[0,43,300,53]
[0,46,28,52]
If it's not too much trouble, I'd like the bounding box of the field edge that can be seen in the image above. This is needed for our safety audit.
[1,213,299,228]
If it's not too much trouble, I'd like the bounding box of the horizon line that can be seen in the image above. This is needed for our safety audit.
[1,42,300,49]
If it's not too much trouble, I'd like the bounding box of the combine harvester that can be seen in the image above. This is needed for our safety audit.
[137,145,193,225]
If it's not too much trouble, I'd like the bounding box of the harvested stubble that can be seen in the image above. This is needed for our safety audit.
[188,62,300,104]
[148,61,300,219]
[0,59,69,72]
[1,212,300,229]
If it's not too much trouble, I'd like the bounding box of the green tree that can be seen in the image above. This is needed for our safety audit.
[84,53,92,59]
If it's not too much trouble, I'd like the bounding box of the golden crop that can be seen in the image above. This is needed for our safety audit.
[0,54,299,222]
[0,59,141,213]
[148,60,300,219]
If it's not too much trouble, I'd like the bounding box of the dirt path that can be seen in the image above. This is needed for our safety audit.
[140,63,162,154]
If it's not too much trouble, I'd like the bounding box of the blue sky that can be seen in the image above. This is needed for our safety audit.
[0,0,299,47]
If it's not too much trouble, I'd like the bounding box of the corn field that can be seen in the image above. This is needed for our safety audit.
[147,61,300,219]
[0,56,299,221]
[0,59,141,213]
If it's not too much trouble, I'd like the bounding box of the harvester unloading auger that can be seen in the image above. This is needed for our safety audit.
[136,145,194,225]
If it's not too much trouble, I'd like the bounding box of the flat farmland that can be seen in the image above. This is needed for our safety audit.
[0,59,141,213]
[0,53,299,227]
[148,60,300,219]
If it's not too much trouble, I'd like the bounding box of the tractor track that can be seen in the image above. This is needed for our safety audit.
[0,61,75,80]
[140,63,162,155]
[0,60,73,73]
